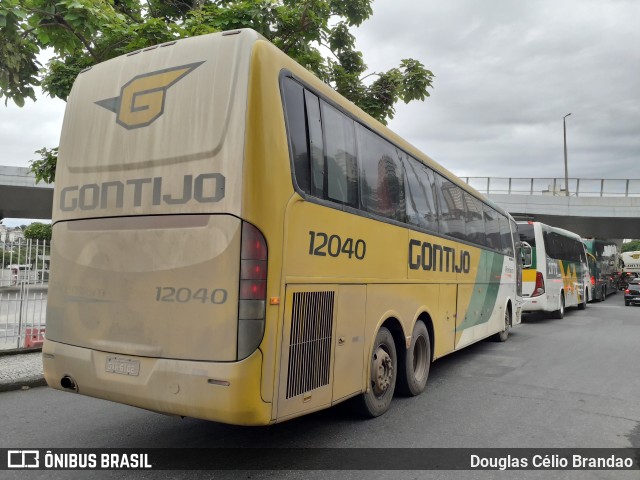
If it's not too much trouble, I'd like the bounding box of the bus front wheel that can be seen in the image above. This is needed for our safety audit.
[397,321,431,396]
[358,327,397,417]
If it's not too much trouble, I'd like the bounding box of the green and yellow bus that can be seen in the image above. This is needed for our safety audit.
[518,221,589,318]
[43,29,522,425]
[582,239,619,301]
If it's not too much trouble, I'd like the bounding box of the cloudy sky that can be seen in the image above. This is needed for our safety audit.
[355,0,639,179]
[0,0,638,205]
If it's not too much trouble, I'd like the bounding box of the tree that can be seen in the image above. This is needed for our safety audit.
[621,240,640,253]
[1,0,434,184]
[24,222,52,242]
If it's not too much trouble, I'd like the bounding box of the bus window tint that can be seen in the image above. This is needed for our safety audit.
[484,204,502,251]
[463,192,486,246]
[509,219,519,258]
[304,91,324,197]
[543,231,582,262]
[404,157,438,232]
[356,125,406,222]
[282,78,310,193]
[435,174,466,240]
[320,102,358,206]
[500,215,515,256]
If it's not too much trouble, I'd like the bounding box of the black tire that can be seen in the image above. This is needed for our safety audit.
[357,327,397,417]
[578,289,587,310]
[625,300,630,306]
[601,286,606,301]
[397,321,431,396]
[493,306,512,342]
[551,293,565,319]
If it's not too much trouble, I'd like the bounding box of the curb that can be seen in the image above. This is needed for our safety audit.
[0,376,47,393]
[0,347,42,357]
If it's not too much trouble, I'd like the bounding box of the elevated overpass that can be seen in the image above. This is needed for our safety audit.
[464,177,640,239]
[0,166,53,220]
[1,167,639,239]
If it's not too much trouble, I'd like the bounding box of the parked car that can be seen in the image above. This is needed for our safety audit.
[617,272,639,291]
[624,278,640,306]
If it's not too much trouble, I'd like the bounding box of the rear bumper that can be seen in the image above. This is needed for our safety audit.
[624,295,640,304]
[522,295,551,312]
[43,340,272,426]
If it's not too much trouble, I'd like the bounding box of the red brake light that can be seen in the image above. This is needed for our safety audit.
[590,276,596,286]
[241,223,267,260]
[625,289,630,294]
[237,222,268,360]
[240,280,267,300]
[240,223,268,300]
[531,271,545,297]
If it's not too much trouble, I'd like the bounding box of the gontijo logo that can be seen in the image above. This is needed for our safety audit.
[95,62,204,129]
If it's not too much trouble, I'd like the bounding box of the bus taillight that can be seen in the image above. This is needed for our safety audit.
[590,276,596,286]
[238,222,268,360]
[531,271,545,297]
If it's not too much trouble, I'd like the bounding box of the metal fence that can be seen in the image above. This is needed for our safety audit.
[0,239,49,350]
[462,177,640,197]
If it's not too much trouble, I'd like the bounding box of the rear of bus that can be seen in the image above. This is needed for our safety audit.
[43,30,278,425]
[518,221,554,313]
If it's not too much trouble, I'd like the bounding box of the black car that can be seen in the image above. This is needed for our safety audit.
[624,278,640,306]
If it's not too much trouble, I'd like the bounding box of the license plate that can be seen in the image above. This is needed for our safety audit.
[105,356,140,376]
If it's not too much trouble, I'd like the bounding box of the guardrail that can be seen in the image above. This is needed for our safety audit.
[462,177,640,197]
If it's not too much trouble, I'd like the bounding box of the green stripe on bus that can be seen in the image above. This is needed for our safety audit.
[456,251,505,331]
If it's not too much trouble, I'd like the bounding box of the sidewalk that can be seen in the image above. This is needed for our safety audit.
[0,350,46,392]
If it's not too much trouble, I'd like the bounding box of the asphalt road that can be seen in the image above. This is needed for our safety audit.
[1,294,639,480]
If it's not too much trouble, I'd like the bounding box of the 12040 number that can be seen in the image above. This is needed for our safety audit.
[308,231,366,259]
[155,287,228,304]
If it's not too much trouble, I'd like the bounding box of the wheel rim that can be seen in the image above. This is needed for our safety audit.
[412,335,428,382]
[371,346,393,397]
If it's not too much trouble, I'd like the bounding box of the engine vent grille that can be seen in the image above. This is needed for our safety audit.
[286,291,335,399]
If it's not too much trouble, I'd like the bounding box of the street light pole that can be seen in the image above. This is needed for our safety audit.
[563,113,572,196]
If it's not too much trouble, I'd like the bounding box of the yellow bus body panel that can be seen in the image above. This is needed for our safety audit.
[43,341,271,425]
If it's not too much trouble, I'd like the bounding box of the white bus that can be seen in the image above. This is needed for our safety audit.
[621,251,640,273]
[518,221,589,318]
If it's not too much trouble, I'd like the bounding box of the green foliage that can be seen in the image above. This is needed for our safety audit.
[1,248,28,267]
[24,222,52,242]
[30,146,58,184]
[621,240,640,253]
[5,0,434,184]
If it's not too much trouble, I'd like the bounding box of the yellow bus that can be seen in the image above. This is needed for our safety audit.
[43,29,522,425]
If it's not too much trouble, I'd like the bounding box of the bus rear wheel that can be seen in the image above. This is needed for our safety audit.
[551,293,565,319]
[397,321,431,396]
[357,327,397,417]
[578,289,587,310]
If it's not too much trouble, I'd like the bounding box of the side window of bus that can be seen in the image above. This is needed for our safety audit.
[356,124,406,222]
[403,156,438,232]
[304,91,325,197]
[499,215,514,257]
[509,219,518,257]
[435,174,466,240]
[483,204,502,251]
[320,101,358,206]
[463,192,486,246]
[281,77,310,194]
